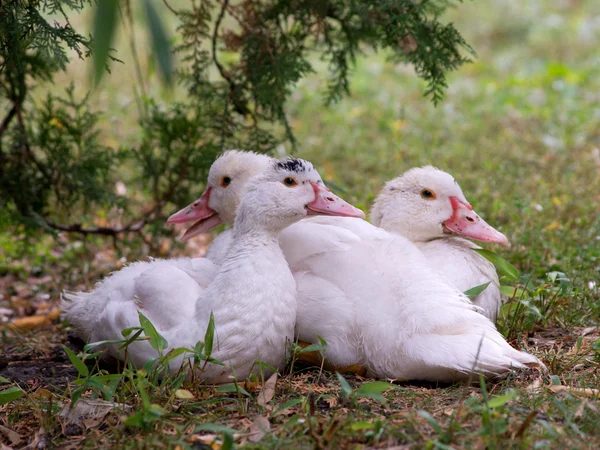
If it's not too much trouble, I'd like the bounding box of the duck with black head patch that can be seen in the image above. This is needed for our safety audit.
[61,157,365,383]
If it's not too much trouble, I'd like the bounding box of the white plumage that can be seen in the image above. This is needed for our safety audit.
[62,257,217,342]
[371,166,509,322]
[280,216,539,381]
[61,158,363,383]
[63,151,541,383]
[167,151,542,381]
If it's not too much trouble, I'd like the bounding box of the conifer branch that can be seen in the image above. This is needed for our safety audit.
[1,0,474,239]
[0,105,16,138]
[212,0,249,117]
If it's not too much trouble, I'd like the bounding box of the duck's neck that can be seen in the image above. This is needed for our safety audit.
[376,215,440,244]
[217,228,284,271]
[231,225,280,247]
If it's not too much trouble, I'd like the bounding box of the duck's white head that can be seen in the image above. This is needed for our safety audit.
[235,158,366,234]
[167,150,273,241]
[370,166,509,247]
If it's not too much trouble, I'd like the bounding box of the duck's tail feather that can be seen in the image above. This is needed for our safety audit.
[60,290,96,341]
[386,322,544,382]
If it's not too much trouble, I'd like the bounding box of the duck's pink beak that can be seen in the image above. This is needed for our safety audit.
[167,188,223,242]
[443,197,510,247]
[306,182,366,219]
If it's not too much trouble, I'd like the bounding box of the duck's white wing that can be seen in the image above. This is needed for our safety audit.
[61,258,218,348]
[395,317,540,381]
[61,260,156,342]
[280,217,540,381]
[417,238,503,323]
[280,217,370,267]
[133,258,217,330]
[280,217,390,367]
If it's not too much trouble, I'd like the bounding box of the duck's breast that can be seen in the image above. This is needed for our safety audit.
[189,242,297,381]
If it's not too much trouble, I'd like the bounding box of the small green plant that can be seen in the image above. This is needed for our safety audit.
[121,369,168,430]
[472,248,575,339]
[296,336,329,358]
[464,281,492,300]
[417,409,461,448]
[61,310,227,412]
[416,380,520,449]
[63,344,125,405]
[290,335,329,378]
[591,337,600,356]
[0,376,25,405]
[336,373,393,407]
[478,376,516,448]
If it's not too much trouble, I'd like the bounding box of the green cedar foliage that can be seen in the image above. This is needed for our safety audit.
[0,0,473,238]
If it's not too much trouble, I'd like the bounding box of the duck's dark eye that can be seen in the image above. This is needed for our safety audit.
[420,189,436,200]
[221,176,231,187]
[283,177,298,187]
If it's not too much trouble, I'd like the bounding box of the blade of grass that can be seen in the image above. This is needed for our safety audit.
[92,0,119,85]
[62,345,89,377]
[142,0,173,85]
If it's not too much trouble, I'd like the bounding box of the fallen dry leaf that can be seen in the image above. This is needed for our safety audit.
[0,425,22,446]
[248,416,270,443]
[0,307,14,320]
[24,427,47,450]
[548,385,600,398]
[574,400,588,418]
[526,378,543,392]
[29,276,53,285]
[30,388,54,400]
[581,327,597,336]
[257,373,278,406]
[188,434,222,450]
[8,310,61,331]
[325,396,338,409]
[175,389,195,400]
[59,399,130,428]
[239,381,260,391]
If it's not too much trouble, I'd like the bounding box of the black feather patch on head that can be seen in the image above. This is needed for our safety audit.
[275,158,311,173]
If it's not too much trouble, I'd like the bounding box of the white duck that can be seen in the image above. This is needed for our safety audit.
[61,159,364,383]
[62,150,272,343]
[279,216,541,381]
[168,150,273,263]
[173,152,542,381]
[370,166,509,322]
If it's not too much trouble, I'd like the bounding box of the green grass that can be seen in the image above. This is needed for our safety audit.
[1,0,600,448]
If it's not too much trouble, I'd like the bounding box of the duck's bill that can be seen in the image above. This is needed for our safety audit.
[177,214,223,242]
[305,182,366,219]
[166,188,223,242]
[443,197,510,247]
